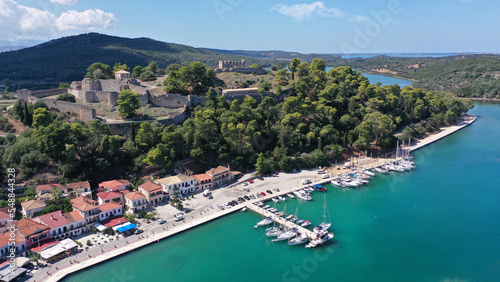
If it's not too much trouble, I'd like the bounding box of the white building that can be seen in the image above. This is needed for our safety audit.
[156,174,195,195]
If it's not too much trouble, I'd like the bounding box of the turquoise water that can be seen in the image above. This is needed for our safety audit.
[340,53,463,59]
[326,67,413,87]
[66,103,500,282]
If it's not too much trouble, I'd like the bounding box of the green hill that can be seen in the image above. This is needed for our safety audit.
[0,33,265,87]
[346,55,500,98]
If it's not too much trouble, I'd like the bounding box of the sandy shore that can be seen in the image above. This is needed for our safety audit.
[35,115,477,282]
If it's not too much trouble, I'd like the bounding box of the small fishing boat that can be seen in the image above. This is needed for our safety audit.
[287,193,295,198]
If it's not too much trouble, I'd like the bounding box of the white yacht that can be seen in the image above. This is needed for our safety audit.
[272,198,279,203]
[305,229,334,248]
[278,196,286,201]
[301,220,311,227]
[272,228,298,242]
[254,217,273,228]
[266,225,285,237]
[288,234,309,246]
[293,190,312,201]
[316,194,332,231]
[287,193,295,198]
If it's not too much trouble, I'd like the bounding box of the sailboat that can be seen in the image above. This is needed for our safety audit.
[315,194,332,231]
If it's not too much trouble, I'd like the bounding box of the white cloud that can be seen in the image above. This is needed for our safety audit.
[50,0,79,5]
[0,0,117,41]
[271,1,367,23]
[271,1,343,21]
[57,9,117,31]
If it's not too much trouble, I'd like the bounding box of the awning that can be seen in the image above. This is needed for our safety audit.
[39,238,78,260]
[93,222,107,232]
[0,266,27,282]
[14,257,30,267]
[116,222,137,233]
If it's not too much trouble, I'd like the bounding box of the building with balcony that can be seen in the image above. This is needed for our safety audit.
[138,181,164,205]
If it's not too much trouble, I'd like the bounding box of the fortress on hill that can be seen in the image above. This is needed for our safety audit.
[215,60,266,75]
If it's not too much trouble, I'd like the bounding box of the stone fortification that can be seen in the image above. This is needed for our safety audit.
[222,88,262,103]
[215,60,266,75]
[16,90,96,122]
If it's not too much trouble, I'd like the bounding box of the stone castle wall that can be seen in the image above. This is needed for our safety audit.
[29,88,68,98]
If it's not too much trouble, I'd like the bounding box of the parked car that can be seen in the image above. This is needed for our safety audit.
[208,195,213,199]
[134,229,144,235]
[157,219,166,224]
[260,192,266,196]
[244,195,250,201]
[243,182,248,186]
[248,180,254,184]
[249,194,256,199]
[257,176,264,180]
[266,190,273,194]
[273,188,279,192]
[256,193,262,198]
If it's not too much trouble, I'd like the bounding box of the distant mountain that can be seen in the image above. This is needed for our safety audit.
[201,47,342,62]
[0,33,266,85]
[0,46,27,53]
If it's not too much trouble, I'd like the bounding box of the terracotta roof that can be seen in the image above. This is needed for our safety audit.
[97,191,122,200]
[21,200,46,211]
[36,210,69,229]
[98,202,122,212]
[36,193,54,200]
[98,179,131,189]
[206,166,230,176]
[29,238,58,253]
[157,175,193,186]
[101,216,127,228]
[72,201,98,212]
[15,218,49,238]
[230,171,242,176]
[70,196,95,205]
[66,181,90,189]
[120,190,131,195]
[64,211,84,222]
[139,181,162,192]
[0,231,24,247]
[36,184,61,191]
[0,210,10,220]
[124,192,146,201]
[192,173,212,182]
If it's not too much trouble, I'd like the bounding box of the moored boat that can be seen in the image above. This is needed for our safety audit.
[288,234,309,246]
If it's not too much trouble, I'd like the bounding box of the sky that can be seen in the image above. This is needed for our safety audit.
[1,0,499,54]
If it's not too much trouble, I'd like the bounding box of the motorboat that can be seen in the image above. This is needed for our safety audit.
[301,220,311,227]
[254,217,273,228]
[374,167,388,174]
[287,193,295,198]
[364,169,375,176]
[272,198,279,203]
[305,229,334,248]
[288,234,309,246]
[296,219,304,224]
[241,207,247,212]
[262,205,270,209]
[272,228,298,242]
[285,214,294,220]
[293,190,312,201]
[278,196,286,201]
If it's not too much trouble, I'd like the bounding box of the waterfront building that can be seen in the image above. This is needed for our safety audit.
[64,211,86,238]
[14,218,50,249]
[72,199,100,232]
[0,231,25,259]
[124,192,147,213]
[21,200,46,218]
[205,166,234,186]
[191,174,213,191]
[35,181,91,199]
[138,181,164,206]
[35,211,71,241]
[98,202,123,221]
[156,175,195,195]
[0,211,9,233]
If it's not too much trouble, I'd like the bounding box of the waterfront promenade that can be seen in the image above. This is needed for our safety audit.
[35,114,477,282]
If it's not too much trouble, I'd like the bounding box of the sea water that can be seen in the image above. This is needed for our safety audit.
[65,102,500,282]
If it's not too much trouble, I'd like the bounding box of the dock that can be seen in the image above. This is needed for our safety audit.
[245,202,316,238]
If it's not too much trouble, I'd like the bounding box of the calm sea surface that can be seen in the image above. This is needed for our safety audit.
[66,102,500,282]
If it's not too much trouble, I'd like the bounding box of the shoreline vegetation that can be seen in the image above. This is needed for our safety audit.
[43,114,476,282]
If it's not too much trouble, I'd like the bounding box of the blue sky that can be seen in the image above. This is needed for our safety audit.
[2,0,499,53]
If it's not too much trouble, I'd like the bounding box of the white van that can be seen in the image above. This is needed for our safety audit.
[302,179,312,185]
[321,173,330,179]
[203,189,211,197]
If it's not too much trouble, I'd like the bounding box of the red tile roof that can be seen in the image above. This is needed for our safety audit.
[70,196,96,205]
[66,181,91,189]
[98,179,131,189]
[64,210,84,222]
[15,218,49,238]
[29,238,58,253]
[72,201,98,212]
[36,210,69,229]
[139,181,162,192]
[35,183,61,191]
[0,231,24,247]
[192,173,212,182]
[206,166,230,176]
[97,191,122,200]
[0,210,10,220]
[21,200,46,211]
[100,216,127,228]
[98,202,122,212]
[125,192,146,201]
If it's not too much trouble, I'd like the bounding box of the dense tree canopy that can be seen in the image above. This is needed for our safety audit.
[117,90,140,118]
[163,61,216,95]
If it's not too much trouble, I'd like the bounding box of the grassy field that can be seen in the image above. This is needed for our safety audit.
[0,93,17,109]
